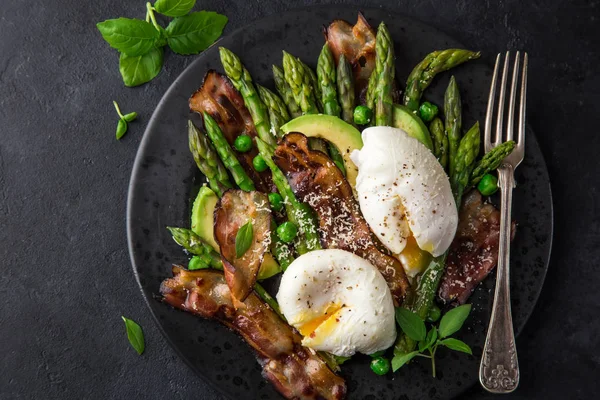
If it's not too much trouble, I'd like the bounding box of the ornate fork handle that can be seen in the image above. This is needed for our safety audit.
[479,163,520,393]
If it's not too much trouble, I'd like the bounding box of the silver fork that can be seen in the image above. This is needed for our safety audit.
[479,51,528,393]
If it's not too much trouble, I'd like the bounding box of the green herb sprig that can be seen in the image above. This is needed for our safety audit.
[122,316,145,355]
[97,1,227,87]
[392,304,472,377]
[113,100,138,139]
[235,221,253,258]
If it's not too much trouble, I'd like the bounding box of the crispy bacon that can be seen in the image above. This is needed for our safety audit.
[161,267,347,400]
[189,71,275,193]
[438,191,516,304]
[325,13,376,100]
[214,190,272,303]
[273,132,411,305]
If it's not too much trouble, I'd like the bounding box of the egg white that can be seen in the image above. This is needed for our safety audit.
[350,127,458,261]
[276,249,396,357]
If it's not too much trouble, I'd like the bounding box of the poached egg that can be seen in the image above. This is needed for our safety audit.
[276,249,396,357]
[350,126,458,276]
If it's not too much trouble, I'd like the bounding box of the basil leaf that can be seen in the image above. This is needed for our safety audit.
[395,307,426,341]
[122,112,138,122]
[419,326,438,352]
[438,338,473,355]
[165,11,228,55]
[122,316,145,355]
[119,47,164,87]
[391,351,418,372]
[438,304,472,338]
[97,18,160,56]
[154,0,196,17]
[116,119,128,140]
[235,221,253,258]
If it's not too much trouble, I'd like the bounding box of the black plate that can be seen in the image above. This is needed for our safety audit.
[127,6,553,400]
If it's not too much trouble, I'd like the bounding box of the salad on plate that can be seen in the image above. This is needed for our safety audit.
[158,13,516,399]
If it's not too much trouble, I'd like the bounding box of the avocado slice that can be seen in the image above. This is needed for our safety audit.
[190,186,280,280]
[191,186,219,250]
[281,115,363,188]
[392,105,434,150]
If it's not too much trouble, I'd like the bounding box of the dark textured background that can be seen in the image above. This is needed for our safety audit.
[0,0,598,399]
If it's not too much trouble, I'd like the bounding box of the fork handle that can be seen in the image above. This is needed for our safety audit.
[479,163,520,393]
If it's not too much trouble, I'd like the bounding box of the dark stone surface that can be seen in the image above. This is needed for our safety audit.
[0,0,597,399]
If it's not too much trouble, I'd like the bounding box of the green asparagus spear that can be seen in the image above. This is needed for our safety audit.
[469,140,516,187]
[450,122,481,201]
[373,22,395,127]
[253,282,284,319]
[403,49,481,111]
[219,47,276,147]
[328,145,346,176]
[273,65,302,118]
[317,44,341,117]
[429,117,448,169]
[256,137,322,254]
[444,76,462,174]
[188,121,233,197]
[298,58,323,112]
[202,112,256,192]
[257,84,291,138]
[365,70,377,110]
[395,122,481,357]
[337,54,355,124]
[167,227,222,269]
[283,51,320,115]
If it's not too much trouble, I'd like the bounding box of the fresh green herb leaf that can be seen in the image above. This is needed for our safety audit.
[116,119,128,140]
[438,338,473,355]
[438,304,472,338]
[419,326,438,352]
[391,351,419,372]
[154,0,196,17]
[97,18,160,57]
[395,307,426,341]
[165,11,228,55]
[119,47,164,87]
[122,112,138,122]
[235,221,253,258]
[122,316,145,355]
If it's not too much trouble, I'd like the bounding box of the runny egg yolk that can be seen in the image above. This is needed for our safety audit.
[398,236,433,277]
[297,303,342,337]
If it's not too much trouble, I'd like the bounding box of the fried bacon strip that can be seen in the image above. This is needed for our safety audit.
[438,190,516,304]
[273,132,411,304]
[189,71,275,193]
[325,13,376,100]
[214,190,272,303]
[161,267,346,400]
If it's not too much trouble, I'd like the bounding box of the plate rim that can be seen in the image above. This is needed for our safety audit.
[126,5,554,398]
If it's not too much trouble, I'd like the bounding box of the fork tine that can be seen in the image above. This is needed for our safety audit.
[518,52,528,151]
[494,52,510,147]
[506,52,520,142]
[485,54,501,152]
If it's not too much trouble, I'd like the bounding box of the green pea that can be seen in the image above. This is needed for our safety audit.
[188,256,209,271]
[426,303,441,323]
[370,357,391,375]
[233,135,253,152]
[268,192,283,212]
[477,173,499,196]
[419,101,439,122]
[116,119,128,140]
[353,105,373,125]
[252,155,268,172]
[276,221,298,243]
